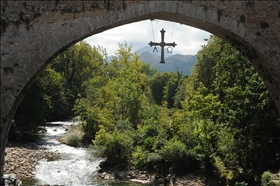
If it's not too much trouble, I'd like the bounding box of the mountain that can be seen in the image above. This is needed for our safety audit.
[135,46,173,58]
[107,47,197,75]
[138,51,160,66]
[137,47,197,75]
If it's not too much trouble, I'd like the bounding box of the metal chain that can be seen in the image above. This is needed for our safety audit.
[150,19,156,42]
[170,22,175,43]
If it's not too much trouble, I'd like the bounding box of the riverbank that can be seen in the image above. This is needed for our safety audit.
[60,123,224,185]
[98,161,223,186]
[4,127,221,185]
[5,144,221,185]
[3,140,227,185]
[4,142,56,179]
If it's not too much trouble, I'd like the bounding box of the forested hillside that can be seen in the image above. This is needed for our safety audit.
[12,37,280,185]
[138,48,197,75]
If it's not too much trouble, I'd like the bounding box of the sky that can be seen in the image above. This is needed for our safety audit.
[84,19,211,56]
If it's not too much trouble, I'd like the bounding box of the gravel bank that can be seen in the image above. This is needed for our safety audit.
[98,162,222,186]
[4,142,56,179]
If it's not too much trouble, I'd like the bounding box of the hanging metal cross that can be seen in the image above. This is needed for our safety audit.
[148,29,177,64]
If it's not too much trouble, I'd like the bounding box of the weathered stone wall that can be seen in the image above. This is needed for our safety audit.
[1,0,280,179]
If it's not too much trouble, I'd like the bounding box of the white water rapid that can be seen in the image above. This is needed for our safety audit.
[29,121,144,186]
[34,121,102,185]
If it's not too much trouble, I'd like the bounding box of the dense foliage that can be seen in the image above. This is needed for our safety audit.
[11,68,64,134]
[13,37,280,185]
[11,42,107,134]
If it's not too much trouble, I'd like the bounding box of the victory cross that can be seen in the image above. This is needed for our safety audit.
[148,29,177,64]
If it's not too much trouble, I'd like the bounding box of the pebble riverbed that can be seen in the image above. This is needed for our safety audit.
[4,142,56,179]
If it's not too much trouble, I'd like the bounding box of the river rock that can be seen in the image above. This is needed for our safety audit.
[100,172,115,180]
[3,174,22,186]
[130,179,152,184]
[114,171,126,180]
[4,142,56,179]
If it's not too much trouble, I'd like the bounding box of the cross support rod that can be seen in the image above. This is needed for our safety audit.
[148,29,177,63]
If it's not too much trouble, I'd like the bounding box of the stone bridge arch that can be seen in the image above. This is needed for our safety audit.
[1,1,280,179]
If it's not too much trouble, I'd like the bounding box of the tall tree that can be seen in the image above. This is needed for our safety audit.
[12,66,64,133]
[189,35,280,183]
[51,42,108,104]
[74,43,150,142]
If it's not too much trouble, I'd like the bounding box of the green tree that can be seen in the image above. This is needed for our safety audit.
[149,72,171,105]
[140,63,158,77]
[163,71,186,108]
[191,35,280,184]
[12,41,108,134]
[51,42,108,118]
[94,127,133,168]
[149,72,180,107]
[12,67,64,134]
[74,43,150,144]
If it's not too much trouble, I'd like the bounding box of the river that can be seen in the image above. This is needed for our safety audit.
[22,121,145,186]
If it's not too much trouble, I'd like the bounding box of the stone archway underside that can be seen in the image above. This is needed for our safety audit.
[1,1,280,179]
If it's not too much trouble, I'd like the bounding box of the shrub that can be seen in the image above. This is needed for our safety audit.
[159,138,189,174]
[115,120,133,131]
[143,137,156,150]
[61,127,84,147]
[160,139,186,161]
[132,147,165,173]
[94,128,133,168]
[146,152,165,173]
[132,146,149,169]
[81,116,100,144]
[261,171,272,186]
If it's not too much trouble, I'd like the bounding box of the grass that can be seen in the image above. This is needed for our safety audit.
[60,124,84,147]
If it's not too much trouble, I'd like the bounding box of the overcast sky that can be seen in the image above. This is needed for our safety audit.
[84,19,211,56]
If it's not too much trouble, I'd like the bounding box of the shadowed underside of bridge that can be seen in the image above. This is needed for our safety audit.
[1,0,280,180]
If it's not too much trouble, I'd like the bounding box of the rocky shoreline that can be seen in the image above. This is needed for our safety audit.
[98,169,222,186]
[3,141,221,186]
[4,142,56,179]
[97,162,222,186]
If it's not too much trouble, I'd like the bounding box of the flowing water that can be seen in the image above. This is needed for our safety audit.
[22,121,144,186]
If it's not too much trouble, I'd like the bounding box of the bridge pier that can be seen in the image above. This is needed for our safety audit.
[1,118,13,183]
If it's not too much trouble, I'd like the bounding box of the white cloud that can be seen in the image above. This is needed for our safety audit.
[84,20,211,56]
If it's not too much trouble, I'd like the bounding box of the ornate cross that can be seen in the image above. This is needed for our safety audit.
[148,29,177,64]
